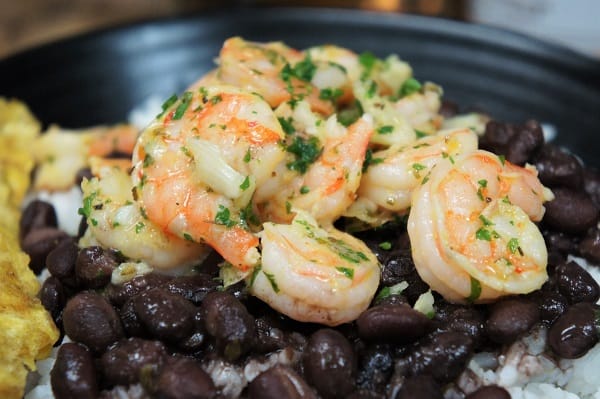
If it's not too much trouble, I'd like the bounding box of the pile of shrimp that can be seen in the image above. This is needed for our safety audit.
[37,37,553,326]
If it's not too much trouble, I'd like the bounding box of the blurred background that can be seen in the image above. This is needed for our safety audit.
[1,0,599,59]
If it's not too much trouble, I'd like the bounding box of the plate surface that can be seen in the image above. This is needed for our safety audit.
[1,7,600,165]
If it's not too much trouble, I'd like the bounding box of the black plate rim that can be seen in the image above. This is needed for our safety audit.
[2,6,599,70]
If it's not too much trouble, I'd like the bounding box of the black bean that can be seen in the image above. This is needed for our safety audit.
[133,288,196,342]
[543,230,578,255]
[584,167,600,207]
[46,237,79,286]
[534,144,583,189]
[254,315,289,354]
[303,328,356,398]
[538,291,569,325]
[480,120,515,155]
[50,343,98,399]
[100,337,168,387]
[556,261,600,304]
[40,276,66,320]
[119,297,146,337]
[375,294,409,307]
[63,291,124,353]
[543,187,598,234]
[465,385,511,399]
[486,298,539,344]
[356,344,394,392]
[381,249,429,303]
[438,307,486,348]
[579,228,600,264]
[153,357,216,399]
[164,273,220,305]
[178,331,206,353]
[395,375,443,399]
[548,302,599,359]
[439,100,459,118]
[357,304,433,344]
[21,227,68,274]
[19,199,57,242]
[408,332,474,383]
[105,273,172,307]
[75,246,118,289]
[347,390,385,399]
[248,365,316,399]
[201,291,255,361]
[505,120,544,165]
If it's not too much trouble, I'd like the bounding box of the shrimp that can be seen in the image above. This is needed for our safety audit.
[407,150,553,303]
[215,37,334,115]
[131,85,286,271]
[250,210,381,326]
[32,124,138,190]
[347,127,478,226]
[80,165,211,272]
[253,99,374,226]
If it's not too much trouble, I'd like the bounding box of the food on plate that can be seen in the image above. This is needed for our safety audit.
[0,98,59,399]
[11,37,600,398]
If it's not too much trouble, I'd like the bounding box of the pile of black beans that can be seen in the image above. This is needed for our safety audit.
[20,117,600,399]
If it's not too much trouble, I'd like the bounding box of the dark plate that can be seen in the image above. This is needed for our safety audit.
[1,7,600,165]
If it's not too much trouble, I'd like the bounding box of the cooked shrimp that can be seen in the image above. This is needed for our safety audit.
[215,37,334,115]
[408,150,553,303]
[131,85,286,271]
[393,82,444,134]
[253,100,373,226]
[348,127,478,225]
[251,210,381,326]
[80,166,210,271]
[33,124,137,190]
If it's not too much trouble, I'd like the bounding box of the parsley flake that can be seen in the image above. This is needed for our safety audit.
[336,267,355,279]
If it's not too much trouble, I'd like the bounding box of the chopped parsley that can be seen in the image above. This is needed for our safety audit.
[78,192,97,218]
[476,228,500,241]
[498,154,506,166]
[240,176,251,191]
[336,267,355,280]
[214,205,236,228]
[415,129,428,138]
[508,238,523,255]
[243,149,252,163]
[319,87,343,102]
[399,77,422,97]
[338,100,364,127]
[377,125,394,135]
[300,186,310,194]
[280,54,317,91]
[239,202,260,230]
[263,271,280,293]
[143,154,154,168]
[362,148,384,173]
[157,94,178,118]
[286,136,322,174]
[412,163,426,178]
[210,95,223,105]
[378,241,392,250]
[467,276,482,303]
[366,80,378,98]
[479,214,494,226]
[358,51,378,78]
[173,91,193,120]
[477,179,488,201]
[135,222,145,234]
[278,116,295,135]
[183,233,194,242]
